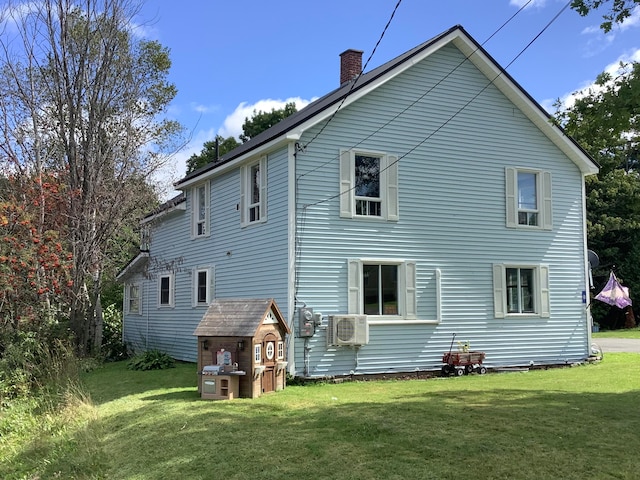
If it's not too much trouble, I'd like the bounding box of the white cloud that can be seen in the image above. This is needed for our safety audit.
[545,47,640,113]
[218,97,315,139]
[509,0,548,9]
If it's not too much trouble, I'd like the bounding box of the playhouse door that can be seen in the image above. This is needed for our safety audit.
[262,334,277,393]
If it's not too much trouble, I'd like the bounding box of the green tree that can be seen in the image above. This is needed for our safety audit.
[554,62,640,327]
[0,0,181,353]
[239,102,297,143]
[571,0,640,32]
[186,136,240,174]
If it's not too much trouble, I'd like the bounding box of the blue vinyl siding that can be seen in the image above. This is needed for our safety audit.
[292,44,589,376]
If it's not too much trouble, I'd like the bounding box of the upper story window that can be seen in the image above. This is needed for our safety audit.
[192,182,210,238]
[240,156,267,226]
[506,168,552,230]
[348,259,416,319]
[340,149,398,221]
[158,272,175,308]
[493,263,550,318]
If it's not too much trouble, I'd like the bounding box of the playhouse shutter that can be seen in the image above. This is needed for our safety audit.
[493,264,506,318]
[347,259,361,314]
[259,156,267,223]
[239,165,246,225]
[539,265,550,318]
[386,155,399,221]
[340,150,353,218]
[541,171,552,230]
[404,261,417,319]
[505,167,517,228]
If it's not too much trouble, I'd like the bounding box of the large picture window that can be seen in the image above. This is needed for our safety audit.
[348,259,416,319]
[493,264,549,318]
[340,149,398,221]
[505,168,552,230]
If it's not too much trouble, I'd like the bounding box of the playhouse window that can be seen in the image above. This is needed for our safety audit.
[277,341,284,359]
[340,149,398,221]
[505,168,552,230]
[240,156,267,226]
[254,344,261,364]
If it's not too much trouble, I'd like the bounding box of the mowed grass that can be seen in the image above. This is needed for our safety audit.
[2,354,640,480]
[593,326,640,338]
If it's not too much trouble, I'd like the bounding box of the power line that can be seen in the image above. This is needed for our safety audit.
[296,0,534,181]
[300,0,571,211]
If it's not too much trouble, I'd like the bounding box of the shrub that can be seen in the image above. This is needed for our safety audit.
[127,349,175,371]
[101,303,129,361]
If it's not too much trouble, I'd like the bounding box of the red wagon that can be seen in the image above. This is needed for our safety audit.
[442,351,486,376]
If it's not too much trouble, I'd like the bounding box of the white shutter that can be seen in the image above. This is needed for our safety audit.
[138,283,143,315]
[259,156,267,223]
[339,150,353,218]
[347,259,361,314]
[386,155,399,221]
[541,171,552,230]
[404,261,417,319]
[209,266,215,304]
[170,273,176,308]
[204,182,211,237]
[191,269,197,307]
[539,265,550,317]
[505,168,517,228]
[493,264,506,318]
[124,284,130,314]
[239,165,246,226]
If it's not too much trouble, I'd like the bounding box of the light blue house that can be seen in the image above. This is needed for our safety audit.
[118,25,599,378]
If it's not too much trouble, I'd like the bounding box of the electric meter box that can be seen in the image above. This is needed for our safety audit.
[298,307,315,337]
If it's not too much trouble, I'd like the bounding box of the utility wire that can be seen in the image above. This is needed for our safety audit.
[301,0,572,211]
[297,0,534,181]
[300,0,403,152]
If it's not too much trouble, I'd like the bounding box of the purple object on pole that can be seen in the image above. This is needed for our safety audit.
[595,271,632,309]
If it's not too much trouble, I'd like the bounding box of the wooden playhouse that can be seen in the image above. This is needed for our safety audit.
[193,298,291,399]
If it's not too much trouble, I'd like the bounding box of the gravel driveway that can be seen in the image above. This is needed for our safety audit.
[592,338,640,353]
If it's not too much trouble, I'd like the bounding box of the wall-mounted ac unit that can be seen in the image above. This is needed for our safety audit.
[327,315,369,346]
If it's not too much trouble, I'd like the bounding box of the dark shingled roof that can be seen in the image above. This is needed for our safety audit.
[193,298,291,337]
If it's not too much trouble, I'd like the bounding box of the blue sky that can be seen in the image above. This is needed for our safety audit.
[138,1,638,193]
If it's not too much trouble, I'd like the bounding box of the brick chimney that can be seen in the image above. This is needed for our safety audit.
[340,49,363,85]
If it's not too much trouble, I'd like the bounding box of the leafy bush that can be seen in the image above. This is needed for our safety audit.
[101,303,129,361]
[127,349,175,371]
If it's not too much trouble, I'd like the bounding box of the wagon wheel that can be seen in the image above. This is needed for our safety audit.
[441,365,451,376]
[478,366,487,375]
[465,364,474,375]
[455,368,464,377]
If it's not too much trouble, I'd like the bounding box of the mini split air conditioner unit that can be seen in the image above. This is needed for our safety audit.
[327,315,369,346]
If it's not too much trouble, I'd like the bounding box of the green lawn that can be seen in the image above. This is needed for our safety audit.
[2,353,640,480]
[593,326,640,338]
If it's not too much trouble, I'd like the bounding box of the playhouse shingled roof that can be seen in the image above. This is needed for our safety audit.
[193,298,291,338]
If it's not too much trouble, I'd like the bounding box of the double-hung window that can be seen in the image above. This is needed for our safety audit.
[348,259,416,319]
[240,156,267,226]
[505,168,552,230]
[340,149,398,221]
[158,272,175,308]
[126,283,141,314]
[493,264,549,318]
[192,266,214,306]
[192,182,210,238]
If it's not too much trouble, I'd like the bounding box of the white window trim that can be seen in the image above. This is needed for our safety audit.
[157,272,175,308]
[240,155,267,227]
[277,341,284,360]
[192,266,215,307]
[191,182,211,239]
[340,149,399,221]
[493,263,550,318]
[348,258,416,322]
[125,283,142,315]
[505,167,552,230]
[254,343,262,364]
